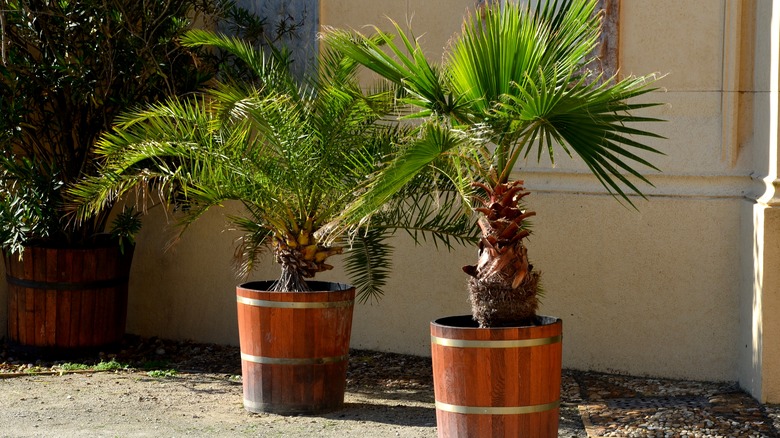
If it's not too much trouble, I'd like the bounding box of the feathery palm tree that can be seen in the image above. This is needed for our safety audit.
[69,29,475,298]
[325,0,665,326]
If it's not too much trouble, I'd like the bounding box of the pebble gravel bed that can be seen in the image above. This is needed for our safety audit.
[2,336,779,437]
[569,371,778,437]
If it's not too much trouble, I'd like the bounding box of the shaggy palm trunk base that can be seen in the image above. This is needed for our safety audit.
[468,270,541,327]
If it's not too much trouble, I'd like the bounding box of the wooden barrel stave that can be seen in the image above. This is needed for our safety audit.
[431,315,562,438]
[4,245,133,350]
[236,281,355,415]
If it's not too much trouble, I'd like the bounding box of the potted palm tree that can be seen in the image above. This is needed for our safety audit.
[325,0,665,436]
[0,0,244,352]
[69,30,474,414]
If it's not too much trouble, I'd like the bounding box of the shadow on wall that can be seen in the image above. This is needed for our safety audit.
[234,0,319,80]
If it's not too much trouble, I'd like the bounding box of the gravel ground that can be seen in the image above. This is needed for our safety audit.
[0,336,775,437]
[571,371,779,437]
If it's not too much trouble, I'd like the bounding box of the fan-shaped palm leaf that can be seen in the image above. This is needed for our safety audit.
[325,0,665,326]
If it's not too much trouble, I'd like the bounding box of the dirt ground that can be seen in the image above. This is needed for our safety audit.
[0,371,436,437]
[0,337,585,437]
[0,370,585,437]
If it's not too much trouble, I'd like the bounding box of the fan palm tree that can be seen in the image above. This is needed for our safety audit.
[325,0,665,326]
[69,29,475,298]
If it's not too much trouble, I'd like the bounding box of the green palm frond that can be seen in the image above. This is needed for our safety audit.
[344,181,478,302]
[325,25,463,120]
[180,29,294,92]
[320,121,475,241]
[68,95,223,222]
[343,227,394,303]
[325,0,664,209]
[229,214,274,279]
[377,187,478,250]
[496,71,665,202]
[69,28,475,295]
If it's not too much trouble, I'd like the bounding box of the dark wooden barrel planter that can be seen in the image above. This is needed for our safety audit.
[4,244,134,351]
[430,315,562,438]
[236,281,355,415]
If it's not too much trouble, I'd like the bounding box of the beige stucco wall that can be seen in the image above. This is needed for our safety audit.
[121,202,476,351]
[124,0,757,384]
[124,205,244,344]
[321,0,750,384]
[3,0,778,399]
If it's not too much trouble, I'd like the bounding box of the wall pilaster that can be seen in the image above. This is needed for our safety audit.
[740,0,780,403]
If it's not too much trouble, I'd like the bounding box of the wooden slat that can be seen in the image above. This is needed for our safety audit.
[79,250,97,347]
[55,249,72,347]
[236,282,355,414]
[6,254,19,341]
[7,282,18,341]
[431,316,562,438]
[4,245,131,350]
[24,248,43,346]
[68,251,84,348]
[44,248,58,347]
[93,248,108,346]
[100,247,115,347]
[44,290,56,347]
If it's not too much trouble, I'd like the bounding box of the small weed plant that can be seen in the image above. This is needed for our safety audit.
[93,360,126,371]
[59,363,91,371]
[147,369,178,378]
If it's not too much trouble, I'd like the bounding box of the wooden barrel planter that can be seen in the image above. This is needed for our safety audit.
[4,244,134,351]
[430,315,562,438]
[236,281,355,415]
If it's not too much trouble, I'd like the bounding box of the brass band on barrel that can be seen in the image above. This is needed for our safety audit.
[430,335,561,348]
[236,296,353,309]
[241,352,349,365]
[435,400,560,415]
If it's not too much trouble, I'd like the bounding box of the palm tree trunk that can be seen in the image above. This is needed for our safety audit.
[270,234,342,292]
[462,180,541,327]
[272,266,312,292]
[272,242,313,292]
[466,243,540,327]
